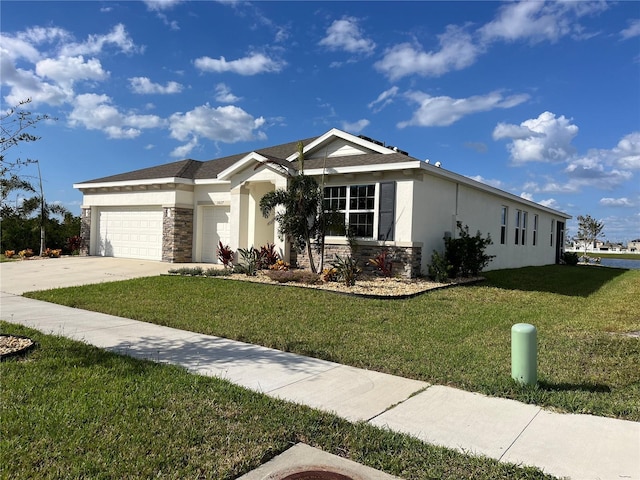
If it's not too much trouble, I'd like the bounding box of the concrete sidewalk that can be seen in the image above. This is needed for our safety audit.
[2,292,639,480]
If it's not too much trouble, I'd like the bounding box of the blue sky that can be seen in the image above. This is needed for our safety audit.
[2,0,639,242]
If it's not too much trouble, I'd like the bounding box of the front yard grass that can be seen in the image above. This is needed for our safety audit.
[1,323,552,480]
[25,265,640,421]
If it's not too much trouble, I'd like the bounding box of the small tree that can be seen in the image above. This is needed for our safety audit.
[576,215,604,253]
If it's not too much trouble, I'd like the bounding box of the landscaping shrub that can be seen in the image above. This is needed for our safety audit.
[428,250,451,283]
[269,259,290,271]
[331,254,361,287]
[322,267,338,282]
[265,269,321,284]
[257,243,280,269]
[562,251,580,266]
[217,241,235,269]
[168,267,204,276]
[430,222,494,280]
[369,249,394,277]
[237,247,259,276]
[204,268,232,277]
[43,248,61,258]
[66,235,83,255]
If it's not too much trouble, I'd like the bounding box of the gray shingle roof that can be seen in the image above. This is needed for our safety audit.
[77,135,416,184]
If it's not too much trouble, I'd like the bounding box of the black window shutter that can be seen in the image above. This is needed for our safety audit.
[378,181,396,241]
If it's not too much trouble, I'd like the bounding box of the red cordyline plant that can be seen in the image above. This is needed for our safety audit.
[217,241,235,269]
[369,249,393,277]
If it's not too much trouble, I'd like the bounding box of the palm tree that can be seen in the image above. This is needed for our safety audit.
[260,173,322,273]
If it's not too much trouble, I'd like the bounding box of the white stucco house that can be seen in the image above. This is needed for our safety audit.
[74,128,571,277]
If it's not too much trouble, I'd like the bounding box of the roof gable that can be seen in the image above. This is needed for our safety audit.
[288,128,394,162]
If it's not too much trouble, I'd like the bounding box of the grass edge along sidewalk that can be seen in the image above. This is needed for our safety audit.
[0,323,554,480]
[24,265,640,421]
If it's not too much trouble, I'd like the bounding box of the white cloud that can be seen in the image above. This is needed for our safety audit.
[59,24,141,56]
[170,136,199,158]
[144,0,184,11]
[129,76,183,94]
[68,93,164,139]
[600,197,634,207]
[341,119,370,134]
[375,25,480,80]
[19,26,71,46]
[467,175,505,189]
[621,19,640,39]
[169,103,266,146]
[480,1,569,43]
[1,56,69,106]
[0,33,42,62]
[493,111,578,163]
[36,56,108,88]
[520,192,534,201]
[479,1,607,44]
[538,198,561,209]
[214,83,241,103]
[398,90,529,128]
[194,52,284,75]
[368,86,398,113]
[612,132,640,169]
[319,16,375,55]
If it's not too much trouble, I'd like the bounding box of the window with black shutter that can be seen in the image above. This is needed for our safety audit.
[378,181,396,241]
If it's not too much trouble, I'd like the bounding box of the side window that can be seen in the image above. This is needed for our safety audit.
[515,210,521,245]
[533,214,538,246]
[521,211,527,245]
[500,206,508,245]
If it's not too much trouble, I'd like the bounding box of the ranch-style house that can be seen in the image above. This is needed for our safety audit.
[74,128,571,277]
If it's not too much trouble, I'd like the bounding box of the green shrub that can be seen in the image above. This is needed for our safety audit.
[237,247,259,276]
[428,250,451,283]
[204,267,232,277]
[445,222,494,278]
[168,267,204,276]
[562,251,579,266]
[331,254,361,287]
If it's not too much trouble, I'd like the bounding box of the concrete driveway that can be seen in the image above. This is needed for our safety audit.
[0,256,215,295]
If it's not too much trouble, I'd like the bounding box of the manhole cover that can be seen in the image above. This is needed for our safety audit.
[280,471,353,480]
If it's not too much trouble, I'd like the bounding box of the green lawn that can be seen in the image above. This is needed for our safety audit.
[1,323,552,480]
[25,265,640,420]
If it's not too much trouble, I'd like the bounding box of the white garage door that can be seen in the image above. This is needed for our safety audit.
[200,206,230,263]
[97,207,163,260]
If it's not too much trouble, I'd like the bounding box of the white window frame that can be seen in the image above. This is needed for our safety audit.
[324,183,378,240]
[500,206,508,245]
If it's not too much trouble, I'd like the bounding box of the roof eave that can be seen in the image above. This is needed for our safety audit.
[73,176,194,191]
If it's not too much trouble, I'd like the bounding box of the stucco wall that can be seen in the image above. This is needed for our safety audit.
[412,173,566,273]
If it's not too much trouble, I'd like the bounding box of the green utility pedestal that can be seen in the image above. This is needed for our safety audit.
[511,323,537,386]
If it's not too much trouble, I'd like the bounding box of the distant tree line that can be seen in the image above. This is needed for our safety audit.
[1,99,80,254]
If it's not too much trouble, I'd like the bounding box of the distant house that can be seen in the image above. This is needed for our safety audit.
[628,240,640,253]
[74,128,571,277]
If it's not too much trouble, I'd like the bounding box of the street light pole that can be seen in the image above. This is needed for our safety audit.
[36,159,45,256]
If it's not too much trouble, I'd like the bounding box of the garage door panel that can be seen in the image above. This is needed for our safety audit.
[97,207,163,260]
